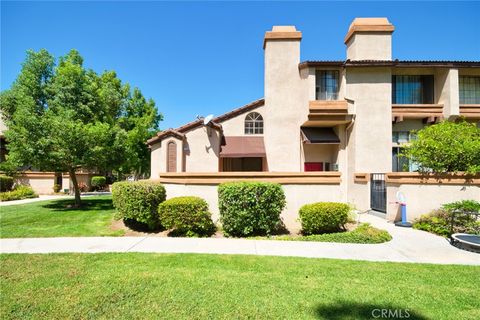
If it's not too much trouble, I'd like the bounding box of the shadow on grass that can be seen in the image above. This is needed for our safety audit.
[123,218,165,234]
[42,198,114,211]
[315,301,429,320]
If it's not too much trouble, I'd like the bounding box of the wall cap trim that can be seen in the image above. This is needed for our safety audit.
[385,172,480,185]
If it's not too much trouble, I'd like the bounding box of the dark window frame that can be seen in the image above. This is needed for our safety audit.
[459,76,480,104]
[316,70,339,100]
[392,75,434,104]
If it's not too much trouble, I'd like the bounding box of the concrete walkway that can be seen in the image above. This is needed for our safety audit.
[1,214,479,265]
[0,195,70,206]
[0,192,111,207]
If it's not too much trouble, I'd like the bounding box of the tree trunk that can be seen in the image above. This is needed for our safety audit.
[69,169,81,207]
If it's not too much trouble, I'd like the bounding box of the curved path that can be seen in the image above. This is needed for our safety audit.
[1,214,479,265]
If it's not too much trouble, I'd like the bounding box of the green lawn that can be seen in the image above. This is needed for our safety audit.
[0,196,123,238]
[0,253,478,320]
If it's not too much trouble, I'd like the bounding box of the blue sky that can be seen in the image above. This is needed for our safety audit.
[2,1,479,129]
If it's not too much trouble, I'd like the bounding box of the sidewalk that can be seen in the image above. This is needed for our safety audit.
[1,214,479,265]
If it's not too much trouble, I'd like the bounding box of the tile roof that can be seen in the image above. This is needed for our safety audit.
[299,59,480,69]
[147,98,265,146]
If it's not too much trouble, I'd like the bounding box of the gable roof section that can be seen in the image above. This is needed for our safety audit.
[147,98,265,146]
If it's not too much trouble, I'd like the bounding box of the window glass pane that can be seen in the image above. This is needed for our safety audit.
[459,76,480,104]
[245,112,263,135]
[316,70,339,100]
[392,75,434,104]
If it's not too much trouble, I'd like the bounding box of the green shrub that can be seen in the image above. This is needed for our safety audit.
[0,185,38,201]
[218,182,286,237]
[53,184,61,193]
[413,200,480,236]
[299,202,350,235]
[91,176,107,191]
[112,181,166,230]
[158,196,215,237]
[262,223,392,244]
[0,175,14,192]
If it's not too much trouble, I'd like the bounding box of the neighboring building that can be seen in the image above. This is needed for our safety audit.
[147,18,480,228]
[0,116,94,194]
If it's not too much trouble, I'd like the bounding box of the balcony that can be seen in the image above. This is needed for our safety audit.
[304,100,353,126]
[392,104,443,123]
[460,104,480,119]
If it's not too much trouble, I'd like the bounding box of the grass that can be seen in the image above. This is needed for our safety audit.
[0,253,478,319]
[0,195,123,238]
[252,223,392,244]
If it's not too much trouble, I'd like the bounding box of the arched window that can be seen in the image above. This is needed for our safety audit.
[167,141,177,172]
[244,112,263,134]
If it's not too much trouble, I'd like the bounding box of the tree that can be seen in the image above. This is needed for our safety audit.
[402,120,480,174]
[0,49,162,206]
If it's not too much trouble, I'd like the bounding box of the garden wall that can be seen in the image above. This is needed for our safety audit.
[14,172,93,194]
[158,172,344,233]
[385,173,480,222]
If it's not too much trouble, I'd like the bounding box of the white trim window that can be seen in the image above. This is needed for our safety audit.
[244,112,263,134]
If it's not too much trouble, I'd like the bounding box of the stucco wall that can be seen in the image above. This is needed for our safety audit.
[150,136,183,178]
[346,33,392,60]
[162,182,344,233]
[264,39,309,172]
[386,183,480,222]
[346,67,392,173]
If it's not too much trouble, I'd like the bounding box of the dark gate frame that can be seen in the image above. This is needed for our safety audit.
[370,173,386,213]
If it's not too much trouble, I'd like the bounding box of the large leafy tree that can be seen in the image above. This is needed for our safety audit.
[0,49,162,206]
[402,120,480,174]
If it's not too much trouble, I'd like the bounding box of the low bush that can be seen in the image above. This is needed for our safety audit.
[91,176,107,191]
[260,223,392,244]
[0,185,38,201]
[413,200,480,236]
[53,184,62,193]
[299,202,350,235]
[112,181,166,230]
[218,182,286,237]
[78,182,89,192]
[0,175,14,192]
[158,196,216,237]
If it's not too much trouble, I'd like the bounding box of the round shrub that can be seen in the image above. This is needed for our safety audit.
[0,175,14,192]
[112,181,166,230]
[158,196,216,237]
[218,182,286,237]
[299,202,350,235]
[91,176,107,191]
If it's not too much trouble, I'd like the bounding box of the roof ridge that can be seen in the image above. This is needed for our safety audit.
[147,98,265,145]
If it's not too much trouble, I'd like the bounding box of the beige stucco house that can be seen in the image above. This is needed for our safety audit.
[149,18,479,230]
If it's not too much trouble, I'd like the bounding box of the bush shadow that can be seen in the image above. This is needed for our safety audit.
[42,198,114,211]
[123,218,165,233]
[315,301,429,320]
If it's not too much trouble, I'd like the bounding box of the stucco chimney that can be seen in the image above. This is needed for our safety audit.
[345,18,394,60]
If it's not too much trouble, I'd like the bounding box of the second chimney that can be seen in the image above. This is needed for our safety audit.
[345,18,394,61]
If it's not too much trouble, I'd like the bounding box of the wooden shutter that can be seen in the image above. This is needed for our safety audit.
[167,141,177,172]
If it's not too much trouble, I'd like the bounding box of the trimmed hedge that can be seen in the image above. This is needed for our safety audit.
[111,181,166,230]
[0,185,38,201]
[0,175,14,192]
[299,202,350,235]
[413,200,480,237]
[91,176,107,191]
[158,196,216,237]
[218,182,286,237]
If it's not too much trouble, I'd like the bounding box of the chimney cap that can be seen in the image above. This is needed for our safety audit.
[344,17,394,44]
[264,25,302,49]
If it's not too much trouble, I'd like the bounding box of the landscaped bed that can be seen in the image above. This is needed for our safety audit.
[251,223,392,244]
[0,195,392,243]
[0,253,478,319]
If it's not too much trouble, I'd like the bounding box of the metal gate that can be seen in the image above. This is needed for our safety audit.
[370,173,386,213]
